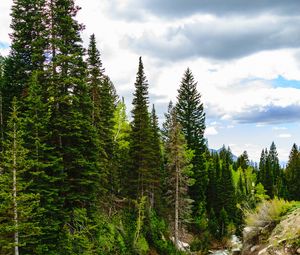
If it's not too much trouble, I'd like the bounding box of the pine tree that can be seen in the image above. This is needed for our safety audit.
[45,1,103,248]
[161,101,173,142]
[206,159,217,212]
[0,98,40,255]
[285,143,300,200]
[218,154,236,223]
[258,149,266,185]
[269,142,280,196]
[22,72,65,253]
[2,0,46,122]
[219,208,229,238]
[0,56,5,146]
[208,208,218,239]
[98,77,118,159]
[176,68,206,207]
[149,105,163,209]
[264,148,274,198]
[87,33,104,126]
[129,57,154,200]
[87,34,118,209]
[164,109,193,247]
[236,151,250,171]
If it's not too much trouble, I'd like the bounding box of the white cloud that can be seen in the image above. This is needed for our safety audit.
[205,126,218,136]
[1,0,300,163]
[273,126,287,130]
[278,133,292,138]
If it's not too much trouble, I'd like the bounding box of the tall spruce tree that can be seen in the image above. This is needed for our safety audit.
[22,72,65,253]
[129,57,154,200]
[258,149,266,185]
[285,143,300,200]
[0,98,40,255]
[218,153,236,223]
[0,56,4,146]
[268,142,280,196]
[45,0,103,245]
[164,109,193,247]
[149,105,163,209]
[87,33,105,125]
[175,68,206,208]
[87,34,117,210]
[2,0,46,122]
[162,101,173,142]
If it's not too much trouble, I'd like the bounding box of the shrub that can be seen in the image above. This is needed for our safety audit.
[245,198,297,229]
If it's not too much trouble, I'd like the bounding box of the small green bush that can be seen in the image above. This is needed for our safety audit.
[245,198,297,229]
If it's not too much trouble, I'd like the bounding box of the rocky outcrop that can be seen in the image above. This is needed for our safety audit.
[242,208,300,255]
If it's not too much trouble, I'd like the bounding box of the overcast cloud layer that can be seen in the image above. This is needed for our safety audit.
[124,16,300,61]
[1,0,300,161]
[107,0,300,19]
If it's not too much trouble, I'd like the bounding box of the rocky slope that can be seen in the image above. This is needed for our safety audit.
[242,207,300,255]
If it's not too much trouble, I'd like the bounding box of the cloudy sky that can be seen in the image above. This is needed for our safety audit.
[1,0,300,162]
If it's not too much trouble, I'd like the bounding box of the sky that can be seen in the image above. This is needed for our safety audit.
[1,0,300,162]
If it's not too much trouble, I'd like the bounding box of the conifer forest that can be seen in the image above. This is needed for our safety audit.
[0,1,300,255]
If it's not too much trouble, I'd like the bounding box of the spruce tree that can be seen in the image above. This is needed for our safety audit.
[22,72,64,253]
[218,154,236,223]
[0,98,40,255]
[285,143,300,200]
[98,77,118,159]
[129,57,154,200]
[269,142,280,196]
[236,151,250,171]
[264,148,274,198]
[162,101,173,142]
[0,56,5,146]
[87,33,106,126]
[258,149,266,185]
[87,34,118,208]
[2,0,46,122]
[149,105,163,209]
[175,68,206,207]
[206,159,217,212]
[219,208,229,238]
[164,109,193,247]
[45,1,103,247]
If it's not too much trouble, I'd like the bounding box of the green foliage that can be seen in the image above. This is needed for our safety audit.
[164,109,194,232]
[190,232,210,253]
[259,142,282,198]
[145,210,175,254]
[112,99,131,198]
[176,68,207,207]
[64,208,95,255]
[0,98,41,254]
[95,213,127,254]
[245,198,297,228]
[219,208,229,238]
[129,57,156,200]
[255,183,269,202]
[285,143,300,201]
[2,0,46,124]
[208,208,219,239]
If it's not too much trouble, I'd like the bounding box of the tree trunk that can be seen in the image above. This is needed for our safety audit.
[175,163,179,249]
[13,122,19,255]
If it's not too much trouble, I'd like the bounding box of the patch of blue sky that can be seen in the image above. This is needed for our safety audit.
[272,75,300,89]
[0,41,9,49]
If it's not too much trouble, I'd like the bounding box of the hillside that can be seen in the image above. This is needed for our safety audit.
[242,200,300,255]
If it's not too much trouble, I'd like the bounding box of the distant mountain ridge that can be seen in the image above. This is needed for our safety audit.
[209,148,238,162]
